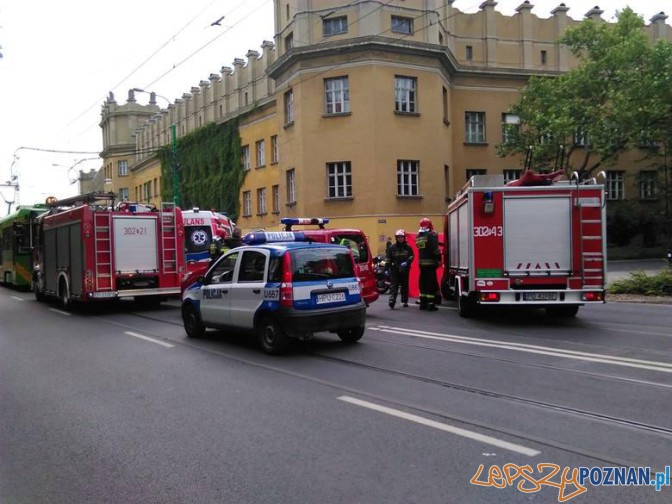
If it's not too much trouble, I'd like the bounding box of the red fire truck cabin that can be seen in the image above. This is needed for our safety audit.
[442,175,606,318]
[33,192,185,307]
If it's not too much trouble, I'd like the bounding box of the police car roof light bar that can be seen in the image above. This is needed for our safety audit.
[243,231,308,245]
[280,217,330,230]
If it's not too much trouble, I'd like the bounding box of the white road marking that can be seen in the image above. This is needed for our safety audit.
[373,325,672,373]
[124,331,174,348]
[49,308,71,316]
[338,396,540,457]
[11,296,24,302]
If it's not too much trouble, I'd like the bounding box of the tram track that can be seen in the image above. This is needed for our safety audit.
[7,293,669,468]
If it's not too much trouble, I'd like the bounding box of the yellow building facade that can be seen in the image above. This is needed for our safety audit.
[100,1,671,254]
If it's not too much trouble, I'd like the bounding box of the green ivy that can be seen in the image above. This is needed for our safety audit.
[159,118,244,220]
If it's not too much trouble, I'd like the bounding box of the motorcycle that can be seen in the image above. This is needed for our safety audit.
[373,255,391,294]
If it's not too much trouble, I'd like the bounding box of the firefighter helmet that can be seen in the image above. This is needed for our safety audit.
[419,217,433,231]
[395,229,405,237]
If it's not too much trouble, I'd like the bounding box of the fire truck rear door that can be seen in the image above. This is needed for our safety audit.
[503,196,571,274]
[112,216,158,273]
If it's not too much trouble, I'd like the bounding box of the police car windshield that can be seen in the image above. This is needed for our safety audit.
[330,234,369,264]
[290,248,355,281]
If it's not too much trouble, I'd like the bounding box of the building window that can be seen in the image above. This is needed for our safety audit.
[243,191,252,216]
[442,87,448,123]
[639,171,658,200]
[466,169,487,181]
[285,32,294,51]
[143,181,152,202]
[466,45,473,61]
[541,50,547,65]
[242,145,251,171]
[255,139,265,168]
[391,15,413,34]
[503,169,522,184]
[395,76,417,113]
[117,160,129,177]
[271,135,279,163]
[284,89,294,125]
[501,113,520,144]
[286,168,296,204]
[153,178,158,197]
[272,185,280,213]
[574,128,589,147]
[324,77,350,115]
[286,3,290,21]
[257,187,267,215]
[638,130,661,149]
[397,160,419,196]
[327,161,352,199]
[323,16,347,36]
[465,112,485,143]
[118,187,129,201]
[606,171,625,200]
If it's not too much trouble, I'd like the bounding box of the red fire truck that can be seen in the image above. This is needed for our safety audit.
[442,174,606,318]
[32,192,185,308]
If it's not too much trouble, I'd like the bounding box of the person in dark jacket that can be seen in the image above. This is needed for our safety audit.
[224,226,244,250]
[386,229,414,309]
[415,217,441,311]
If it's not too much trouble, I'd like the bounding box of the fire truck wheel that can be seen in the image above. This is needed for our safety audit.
[546,305,579,318]
[457,293,474,318]
[337,326,365,343]
[59,279,72,311]
[256,316,289,355]
[182,304,205,338]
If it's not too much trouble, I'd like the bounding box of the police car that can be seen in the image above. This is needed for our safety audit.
[181,231,367,354]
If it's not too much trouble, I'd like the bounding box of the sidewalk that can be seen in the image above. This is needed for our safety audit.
[606,259,669,285]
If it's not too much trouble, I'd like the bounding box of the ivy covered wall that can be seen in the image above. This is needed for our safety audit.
[159,118,244,220]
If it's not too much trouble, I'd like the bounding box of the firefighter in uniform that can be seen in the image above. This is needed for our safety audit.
[225,227,244,249]
[386,229,414,309]
[415,217,441,311]
[209,236,227,259]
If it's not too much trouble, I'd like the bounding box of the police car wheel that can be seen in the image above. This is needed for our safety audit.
[256,316,289,355]
[337,326,365,343]
[183,304,205,338]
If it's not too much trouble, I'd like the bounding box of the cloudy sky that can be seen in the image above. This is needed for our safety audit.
[0,0,668,216]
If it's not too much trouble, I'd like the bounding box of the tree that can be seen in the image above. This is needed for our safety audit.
[498,8,672,180]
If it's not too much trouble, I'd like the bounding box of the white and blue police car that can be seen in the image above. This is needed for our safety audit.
[181,231,367,354]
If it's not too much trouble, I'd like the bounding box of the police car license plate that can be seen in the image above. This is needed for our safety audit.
[523,292,557,301]
[316,292,346,304]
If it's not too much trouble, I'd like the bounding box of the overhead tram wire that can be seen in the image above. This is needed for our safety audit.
[64,0,239,131]
[67,0,273,146]
[144,0,478,127]
[72,0,481,157]
[141,0,271,91]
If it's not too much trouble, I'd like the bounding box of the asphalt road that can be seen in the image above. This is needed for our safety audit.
[1,288,670,504]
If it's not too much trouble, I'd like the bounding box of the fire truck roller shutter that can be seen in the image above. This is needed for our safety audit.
[503,196,571,274]
[113,216,158,273]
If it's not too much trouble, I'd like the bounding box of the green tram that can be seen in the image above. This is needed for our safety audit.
[0,205,46,289]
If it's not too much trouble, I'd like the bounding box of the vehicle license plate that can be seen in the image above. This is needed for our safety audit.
[523,292,557,301]
[316,292,346,304]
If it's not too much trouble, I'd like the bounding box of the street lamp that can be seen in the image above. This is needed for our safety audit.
[131,88,180,207]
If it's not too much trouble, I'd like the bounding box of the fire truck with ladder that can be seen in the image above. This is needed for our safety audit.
[32,192,185,308]
[442,169,607,318]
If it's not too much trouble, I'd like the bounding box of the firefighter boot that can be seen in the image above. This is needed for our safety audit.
[419,297,428,310]
[427,303,438,312]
